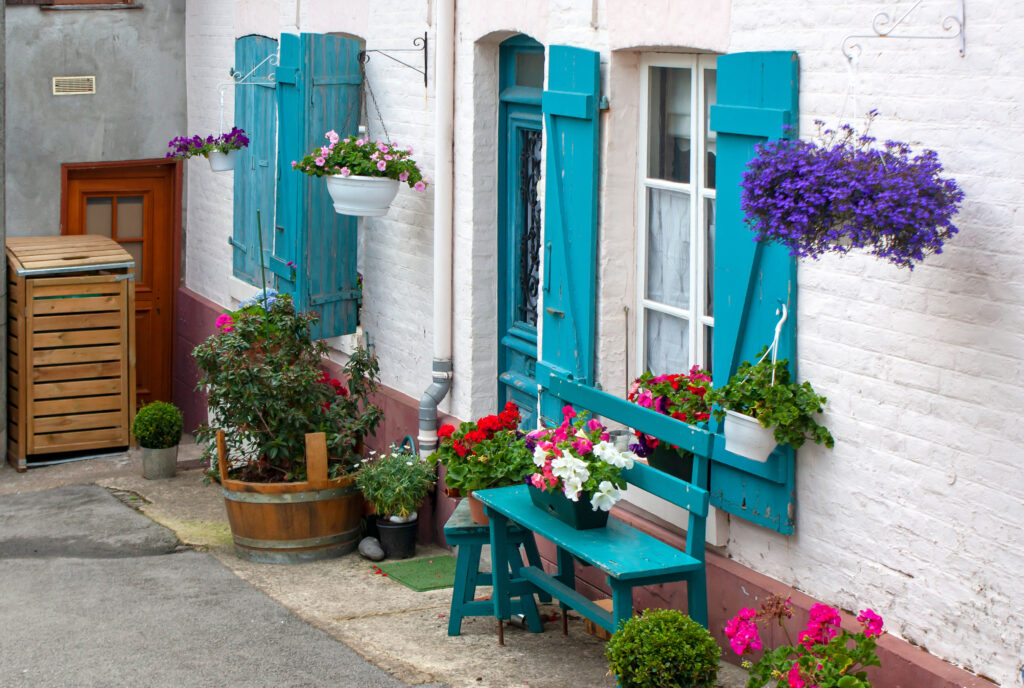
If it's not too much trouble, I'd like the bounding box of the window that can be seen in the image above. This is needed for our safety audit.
[637,54,717,376]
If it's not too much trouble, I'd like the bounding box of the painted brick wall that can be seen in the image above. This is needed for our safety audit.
[721,2,1024,684]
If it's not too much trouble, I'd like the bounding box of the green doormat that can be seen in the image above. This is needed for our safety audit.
[377,555,458,592]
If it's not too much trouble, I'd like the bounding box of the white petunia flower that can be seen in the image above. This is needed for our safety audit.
[551,455,589,482]
[533,445,549,468]
[589,480,621,512]
[563,476,584,501]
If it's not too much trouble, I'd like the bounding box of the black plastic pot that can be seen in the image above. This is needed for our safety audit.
[376,517,418,559]
[646,445,695,483]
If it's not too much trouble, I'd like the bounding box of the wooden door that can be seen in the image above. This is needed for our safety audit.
[63,162,176,407]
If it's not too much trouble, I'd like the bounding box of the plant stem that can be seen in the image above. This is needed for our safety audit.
[256,210,271,340]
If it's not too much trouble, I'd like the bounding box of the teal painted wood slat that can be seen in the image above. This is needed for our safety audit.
[708,50,800,534]
[233,35,278,285]
[538,45,600,425]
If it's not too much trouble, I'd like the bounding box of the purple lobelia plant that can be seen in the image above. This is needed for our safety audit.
[740,112,964,269]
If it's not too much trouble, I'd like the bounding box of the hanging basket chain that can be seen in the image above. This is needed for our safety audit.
[359,53,391,144]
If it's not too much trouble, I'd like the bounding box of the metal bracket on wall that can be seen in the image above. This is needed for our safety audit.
[360,32,428,88]
[218,52,280,134]
[842,0,965,61]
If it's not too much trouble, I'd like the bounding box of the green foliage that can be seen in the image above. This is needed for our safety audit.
[606,609,721,688]
[356,445,436,518]
[429,403,534,494]
[706,348,834,450]
[192,294,383,482]
[132,401,183,449]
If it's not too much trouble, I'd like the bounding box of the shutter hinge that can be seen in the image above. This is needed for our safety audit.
[228,237,246,253]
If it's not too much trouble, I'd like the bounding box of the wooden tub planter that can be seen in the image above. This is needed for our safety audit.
[216,430,363,564]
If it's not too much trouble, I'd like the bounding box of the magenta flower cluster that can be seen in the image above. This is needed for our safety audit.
[740,115,964,269]
[166,127,249,160]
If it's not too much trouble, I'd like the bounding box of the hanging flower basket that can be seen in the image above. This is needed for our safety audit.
[207,149,240,172]
[722,410,777,463]
[294,130,427,217]
[325,174,400,217]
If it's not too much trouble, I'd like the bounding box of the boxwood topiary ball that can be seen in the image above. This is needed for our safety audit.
[132,401,183,450]
[606,608,721,688]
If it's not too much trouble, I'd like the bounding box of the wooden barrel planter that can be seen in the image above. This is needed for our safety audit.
[216,430,363,564]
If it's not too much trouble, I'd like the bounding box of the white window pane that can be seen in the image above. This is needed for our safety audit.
[647,66,692,183]
[645,309,689,375]
[705,197,715,317]
[704,68,717,190]
[646,187,691,309]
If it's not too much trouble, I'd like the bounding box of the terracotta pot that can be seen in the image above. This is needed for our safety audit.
[216,430,363,563]
[443,484,462,499]
[467,492,489,526]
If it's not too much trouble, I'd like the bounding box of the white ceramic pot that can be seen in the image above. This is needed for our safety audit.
[324,174,400,217]
[207,149,240,172]
[723,410,777,462]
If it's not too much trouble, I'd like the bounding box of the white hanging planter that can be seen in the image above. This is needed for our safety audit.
[324,175,400,217]
[723,410,778,463]
[207,149,240,172]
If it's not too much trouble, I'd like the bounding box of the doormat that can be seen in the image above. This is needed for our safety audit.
[377,555,458,592]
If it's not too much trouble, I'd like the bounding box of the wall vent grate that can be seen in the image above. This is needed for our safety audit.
[52,76,96,96]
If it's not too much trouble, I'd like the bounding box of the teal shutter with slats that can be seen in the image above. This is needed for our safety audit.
[708,51,800,533]
[274,33,362,339]
[232,35,278,285]
[537,45,601,426]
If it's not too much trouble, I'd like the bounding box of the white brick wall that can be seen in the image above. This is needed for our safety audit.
[182,2,1024,683]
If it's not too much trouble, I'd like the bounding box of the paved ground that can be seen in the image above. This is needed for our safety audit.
[0,440,748,688]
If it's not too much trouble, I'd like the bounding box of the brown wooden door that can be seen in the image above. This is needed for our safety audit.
[63,162,176,407]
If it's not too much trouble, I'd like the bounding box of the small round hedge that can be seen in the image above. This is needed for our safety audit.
[132,401,183,449]
[606,609,721,688]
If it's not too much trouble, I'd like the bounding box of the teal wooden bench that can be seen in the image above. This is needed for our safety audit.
[474,457,709,642]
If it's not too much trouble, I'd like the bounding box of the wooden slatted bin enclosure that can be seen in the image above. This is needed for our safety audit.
[7,236,136,471]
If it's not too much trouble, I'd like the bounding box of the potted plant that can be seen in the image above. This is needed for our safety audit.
[706,348,834,462]
[626,365,713,481]
[606,609,721,688]
[430,402,533,524]
[741,112,964,269]
[725,594,885,688]
[165,126,250,172]
[193,290,383,563]
[525,406,640,529]
[132,401,183,480]
[293,130,427,217]
[355,444,435,559]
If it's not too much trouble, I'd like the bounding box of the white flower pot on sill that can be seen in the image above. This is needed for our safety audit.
[324,174,400,217]
[207,149,240,172]
[723,410,777,463]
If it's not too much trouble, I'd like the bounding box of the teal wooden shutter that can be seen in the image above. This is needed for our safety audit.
[232,35,278,285]
[537,45,601,425]
[273,33,362,339]
[708,51,799,533]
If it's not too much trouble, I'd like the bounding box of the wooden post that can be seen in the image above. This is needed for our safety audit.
[216,430,229,483]
[305,432,329,489]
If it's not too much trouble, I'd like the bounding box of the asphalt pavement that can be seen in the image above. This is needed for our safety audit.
[0,484,446,688]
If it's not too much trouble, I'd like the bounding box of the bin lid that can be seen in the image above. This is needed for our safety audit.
[6,235,135,277]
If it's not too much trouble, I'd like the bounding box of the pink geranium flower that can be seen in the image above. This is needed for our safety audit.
[215,313,234,333]
[857,609,884,637]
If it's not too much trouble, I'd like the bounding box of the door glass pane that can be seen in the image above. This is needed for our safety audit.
[705,197,715,317]
[646,187,690,309]
[117,196,144,239]
[517,128,543,326]
[703,325,713,374]
[645,309,688,375]
[515,52,544,88]
[704,68,717,190]
[121,242,143,283]
[647,66,692,183]
[85,197,112,237]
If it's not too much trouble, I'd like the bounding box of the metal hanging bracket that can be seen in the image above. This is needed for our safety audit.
[842,0,965,61]
[217,52,280,134]
[360,32,428,88]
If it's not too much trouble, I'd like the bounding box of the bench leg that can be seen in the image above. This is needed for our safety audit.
[447,542,482,636]
[520,533,552,603]
[555,547,575,635]
[487,510,512,646]
[609,580,633,636]
[687,569,709,628]
[505,543,543,633]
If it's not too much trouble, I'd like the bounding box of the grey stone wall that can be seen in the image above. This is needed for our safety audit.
[5,1,186,236]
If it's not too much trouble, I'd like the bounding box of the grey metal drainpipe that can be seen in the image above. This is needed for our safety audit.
[418,359,453,457]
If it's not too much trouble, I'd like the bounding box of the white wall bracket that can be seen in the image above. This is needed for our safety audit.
[842,0,965,61]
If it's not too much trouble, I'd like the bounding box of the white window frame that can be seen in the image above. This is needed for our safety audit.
[635,53,716,375]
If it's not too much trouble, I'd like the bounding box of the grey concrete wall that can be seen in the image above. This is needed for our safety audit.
[5,1,186,236]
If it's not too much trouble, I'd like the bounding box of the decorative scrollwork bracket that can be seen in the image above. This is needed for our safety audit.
[360,32,428,88]
[842,0,965,61]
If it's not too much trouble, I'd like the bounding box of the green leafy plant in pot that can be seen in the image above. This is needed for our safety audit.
[606,608,721,688]
[132,401,183,480]
[706,347,834,462]
[356,444,435,559]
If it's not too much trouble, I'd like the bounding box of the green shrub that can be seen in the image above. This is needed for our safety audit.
[356,445,435,519]
[606,609,721,688]
[132,402,183,449]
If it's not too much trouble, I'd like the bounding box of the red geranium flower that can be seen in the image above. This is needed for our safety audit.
[452,441,468,457]
[438,424,455,438]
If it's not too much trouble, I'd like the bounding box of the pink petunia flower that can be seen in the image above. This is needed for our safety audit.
[326,129,340,144]
[413,180,426,192]
[339,166,351,177]
[376,160,387,171]
[399,171,410,182]
[315,156,326,167]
